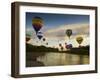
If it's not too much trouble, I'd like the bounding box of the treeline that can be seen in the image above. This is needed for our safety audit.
[67,45,89,55]
[26,43,89,55]
[26,43,59,52]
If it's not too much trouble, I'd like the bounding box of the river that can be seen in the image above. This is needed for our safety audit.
[26,52,89,67]
[36,52,89,66]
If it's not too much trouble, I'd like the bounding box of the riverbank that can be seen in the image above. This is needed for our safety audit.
[26,43,89,55]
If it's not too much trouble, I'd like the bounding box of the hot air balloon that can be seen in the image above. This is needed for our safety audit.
[59,43,64,51]
[61,46,64,51]
[26,34,31,42]
[32,16,43,33]
[76,36,83,47]
[46,42,48,45]
[66,29,72,39]
[43,38,46,41]
[59,43,62,47]
[68,44,73,48]
[36,31,43,40]
[65,44,73,49]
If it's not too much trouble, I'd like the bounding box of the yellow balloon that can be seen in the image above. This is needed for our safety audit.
[32,18,43,24]
[76,36,83,44]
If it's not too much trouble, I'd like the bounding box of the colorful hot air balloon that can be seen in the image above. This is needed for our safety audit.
[76,36,83,47]
[59,43,62,47]
[59,43,64,51]
[46,42,48,45]
[65,44,73,49]
[32,16,43,33]
[43,38,46,41]
[36,31,43,40]
[66,29,72,39]
[26,34,31,42]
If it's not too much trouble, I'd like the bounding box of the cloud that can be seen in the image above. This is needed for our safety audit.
[44,23,89,40]
[26,23,89,47]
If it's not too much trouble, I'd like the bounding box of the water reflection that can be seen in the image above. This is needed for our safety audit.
[37,52,89,66]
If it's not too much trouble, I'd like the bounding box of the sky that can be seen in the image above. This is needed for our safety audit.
[26,12,89,48]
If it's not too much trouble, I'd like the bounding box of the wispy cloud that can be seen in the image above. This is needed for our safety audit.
[26,23,89,47]
[44,23,89,40]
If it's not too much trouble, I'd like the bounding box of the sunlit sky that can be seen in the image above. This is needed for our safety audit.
[26,12,89,48]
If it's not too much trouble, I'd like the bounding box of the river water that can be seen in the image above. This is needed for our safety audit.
[36,52,89,66]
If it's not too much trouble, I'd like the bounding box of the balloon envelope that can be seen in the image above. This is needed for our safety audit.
[43,38,46,41]
[46,43,48,45]
[66,29,72,38]
[65,44,72,49]
[26,34,31,42]
[32,16,43,33]
[26,37,30,42]
[36,31,43,40]
[59,43,62,47]
[76,36,83,44]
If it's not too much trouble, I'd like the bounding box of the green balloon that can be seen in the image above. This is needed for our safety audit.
[66,29,72,38]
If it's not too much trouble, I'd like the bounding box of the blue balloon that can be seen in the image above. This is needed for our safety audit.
[36,31,43,40]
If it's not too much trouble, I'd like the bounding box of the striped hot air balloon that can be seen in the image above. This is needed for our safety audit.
[36,31,43,40]
[32,16,43,33]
